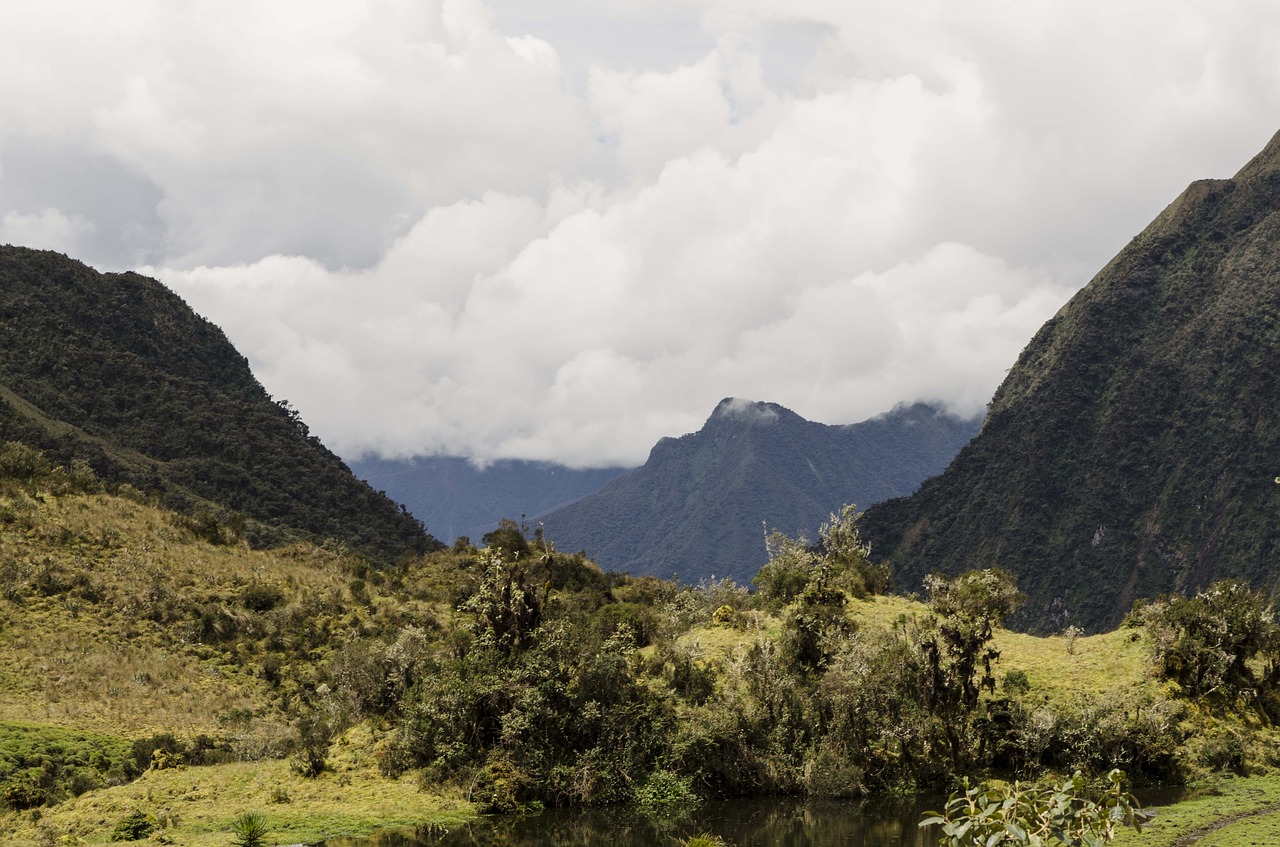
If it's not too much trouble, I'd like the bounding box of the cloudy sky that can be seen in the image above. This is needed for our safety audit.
[3,1,1279,467]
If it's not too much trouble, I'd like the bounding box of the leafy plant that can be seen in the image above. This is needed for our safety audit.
[108,809,154,842]
[634,768,699,817]
[1140,580,1279,701]
[682,834,731,847]
[920,769,1149,847]
[229,811,269,847]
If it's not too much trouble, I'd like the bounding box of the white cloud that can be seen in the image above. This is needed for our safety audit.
[1,208,96,255]
[8,0,1280,466]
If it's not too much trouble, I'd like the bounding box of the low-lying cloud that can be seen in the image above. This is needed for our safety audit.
[6,0,1280,466]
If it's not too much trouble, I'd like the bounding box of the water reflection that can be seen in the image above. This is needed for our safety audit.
[324,796,945,847]
[323,785,1193,847]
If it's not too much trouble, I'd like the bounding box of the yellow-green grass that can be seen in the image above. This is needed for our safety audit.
[0,490,440,738]
[673,593,1158,711]
[1,725,474,846]
[996,627,1155,702]
[1112,776,1280,847]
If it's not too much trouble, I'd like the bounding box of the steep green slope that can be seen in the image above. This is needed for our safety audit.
[863,130,1280,632]
[0,246,436,561]
[540,399,979,585]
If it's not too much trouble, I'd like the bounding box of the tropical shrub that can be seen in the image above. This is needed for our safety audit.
[921,769,1148,847]
[1140,580,1279,701]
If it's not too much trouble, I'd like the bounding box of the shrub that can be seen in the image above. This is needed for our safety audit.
[229,811,269,847]
[682,835,731,847]
[240,582,285,612]
[108,810,154,842]
[0,442,51,489]
[1142,580,1279,701]
[634,768,699,817]
[921,769,1149,847]
[1003,670,1031,694]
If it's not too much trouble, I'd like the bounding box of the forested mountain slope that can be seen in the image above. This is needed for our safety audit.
[862,131,1280,632]
[539,399,979,585]
[0,246,436,561]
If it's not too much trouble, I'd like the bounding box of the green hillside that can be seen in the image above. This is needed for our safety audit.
[3,450,1280,846]
[863,131,1280,632]
[0,246,437,562]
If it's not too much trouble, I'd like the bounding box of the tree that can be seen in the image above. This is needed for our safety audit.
[754,503,886,604]
[461,550,545,656]
[915,569,1023,769]
[1141,579,1279,701]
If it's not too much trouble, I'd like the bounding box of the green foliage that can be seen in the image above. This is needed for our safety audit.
[863,135,1280,633]
[633,768,699,817]
[921,769,1149,847]
[0,441,50,490]
[108,809,155,842]
[755,504,885,605]
[682,834,732,847]
[913,570,1023,770]
[820,504,889,597]
[0,724,134,811]
[289,712,334,778]
[781,564,851,672]
[229,811,270,847]
[481,518,532,561]
[461,550,545,656]
[0,246,439,563]
[1140,580,1280,701]
[754,530,818,604]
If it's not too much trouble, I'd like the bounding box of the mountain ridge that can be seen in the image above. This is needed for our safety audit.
[0,245,437,561]
[538,399,980,585]
[862,130,1280,632]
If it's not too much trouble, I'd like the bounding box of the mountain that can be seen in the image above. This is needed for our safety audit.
[0,246,437,561]
[347,455,630,545]
[862,130,1280,632]
[537,399,981,585]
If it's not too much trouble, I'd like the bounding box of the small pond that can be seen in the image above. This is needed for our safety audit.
[322,785,1194,847]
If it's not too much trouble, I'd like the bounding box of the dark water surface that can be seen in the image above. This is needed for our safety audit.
[323,786,1194,847]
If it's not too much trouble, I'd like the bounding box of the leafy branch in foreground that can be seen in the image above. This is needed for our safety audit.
[921,769,1149,847]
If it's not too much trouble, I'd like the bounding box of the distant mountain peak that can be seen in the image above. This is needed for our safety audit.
[539,400,980,585]
[710,397,782,423]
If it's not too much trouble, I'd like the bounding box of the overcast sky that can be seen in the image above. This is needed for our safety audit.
[4,1,1280,466]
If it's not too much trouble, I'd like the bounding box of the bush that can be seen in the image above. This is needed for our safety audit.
[240,582,285,612]
[1142,580,1279,702]
[634,768,699,817]
[921,769,1149,847]
[229,811,269,847]
[0,442,51,489]
[108,810,154,842]
[0,725,134,810]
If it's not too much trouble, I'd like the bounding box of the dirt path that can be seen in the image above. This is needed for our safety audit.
[1171,802,1280,846]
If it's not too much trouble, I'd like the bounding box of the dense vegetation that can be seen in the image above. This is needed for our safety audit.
[541,399,979,586]
[862,131,1280,632]
[0,246,437,562]
[8,442,1280,847]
